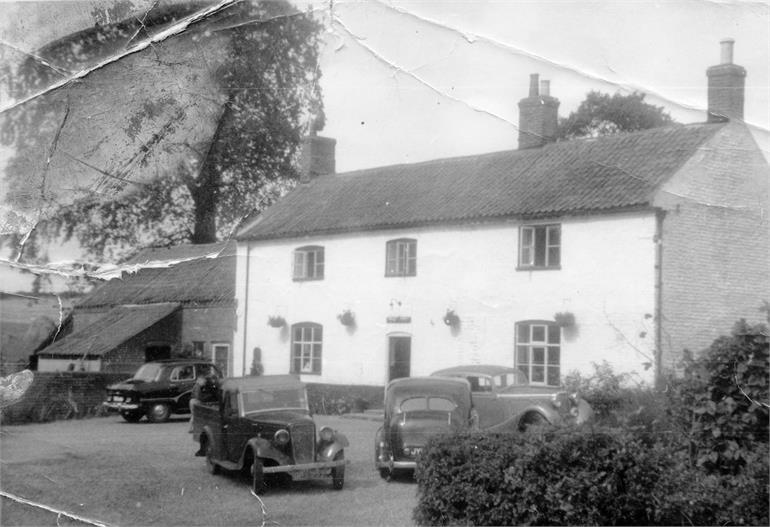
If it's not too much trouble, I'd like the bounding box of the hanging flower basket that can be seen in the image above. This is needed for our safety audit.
[267,315,286,328]
[443,309,460,327]
[554,311,575,328]
[337,309,356,327]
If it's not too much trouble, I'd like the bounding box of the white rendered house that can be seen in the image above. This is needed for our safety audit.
[232,42,768,388]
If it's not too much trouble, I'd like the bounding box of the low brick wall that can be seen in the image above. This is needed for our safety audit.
[306,383,384,415]
[0,371,126,425]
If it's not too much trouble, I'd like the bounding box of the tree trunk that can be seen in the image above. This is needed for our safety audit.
[190,182,218,244]
[188,96,233,244]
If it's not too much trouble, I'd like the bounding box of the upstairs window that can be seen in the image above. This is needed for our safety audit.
[519,224,561,269]
[293,246,324,281]
[291,323,322,375]
[515,321,561,387]
[386,238,417,277]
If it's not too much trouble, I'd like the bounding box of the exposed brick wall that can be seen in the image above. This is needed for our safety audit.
[654,122,770,370]
[0,371,126,424]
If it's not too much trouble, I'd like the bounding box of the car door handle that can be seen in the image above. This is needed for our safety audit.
[223,424,229,430]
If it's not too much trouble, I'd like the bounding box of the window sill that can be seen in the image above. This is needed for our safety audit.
[292,277,324,282]
[516,265,561,272]
[384,274,417,278]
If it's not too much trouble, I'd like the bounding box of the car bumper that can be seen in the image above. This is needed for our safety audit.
[263,459,347,480]
[102,402,141,412]
[375,459,416,470]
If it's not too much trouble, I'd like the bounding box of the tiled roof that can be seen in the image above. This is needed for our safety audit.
[238,123,725,241]
[39,303,179,357]
[77,241,235,309]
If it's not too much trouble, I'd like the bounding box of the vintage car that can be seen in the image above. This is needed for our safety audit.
[193,375,348,494]
[431,365,594,431]
[103,359,222,423]
[375,376,474,479]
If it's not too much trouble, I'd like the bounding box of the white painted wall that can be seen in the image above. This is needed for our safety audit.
[234,212,658,386]
[38,358,102,372]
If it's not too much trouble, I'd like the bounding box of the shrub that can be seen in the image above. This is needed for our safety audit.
[667,320,769,474]
[414,428,768,526]
[414,427,669,526]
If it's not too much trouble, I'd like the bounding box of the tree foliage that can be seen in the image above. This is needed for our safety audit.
[557,91,674,140]
[1,0,324,262]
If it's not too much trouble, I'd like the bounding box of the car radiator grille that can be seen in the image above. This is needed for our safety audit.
[290,422,316,464]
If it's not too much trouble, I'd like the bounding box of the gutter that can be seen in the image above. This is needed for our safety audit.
[654,209,666,389]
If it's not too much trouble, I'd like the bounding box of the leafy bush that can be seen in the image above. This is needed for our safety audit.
[414,428,670,526]
[667,320,768,473]
[414,428,768,526]
[654,448,769,526]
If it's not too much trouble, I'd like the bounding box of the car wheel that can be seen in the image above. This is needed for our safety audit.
[147,403,171,423]
[121,410,144,423]
[251,456,265,494]
[379,468,391,480]
[520,412,548,433]
[331,451,345,490]
[204,437,218,475]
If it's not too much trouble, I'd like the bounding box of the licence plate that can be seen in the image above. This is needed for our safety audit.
[111,396,124,402]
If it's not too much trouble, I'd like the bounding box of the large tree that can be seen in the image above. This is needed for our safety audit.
[557,91,674,140]
[1,0,324,262]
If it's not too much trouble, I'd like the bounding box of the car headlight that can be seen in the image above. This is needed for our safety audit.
[319,426,335,442]
[274,429,290,446]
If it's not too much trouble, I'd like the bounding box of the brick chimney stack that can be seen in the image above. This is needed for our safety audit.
[518,73,560,149]
[706,39,746,122]
[299,132,336,183]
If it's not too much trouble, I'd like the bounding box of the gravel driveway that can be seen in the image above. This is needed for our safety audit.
[0,414,417,526]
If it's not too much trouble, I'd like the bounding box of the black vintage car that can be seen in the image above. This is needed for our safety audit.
[193,375,348,494]
[103,359,222,423]
[375,376,474,479]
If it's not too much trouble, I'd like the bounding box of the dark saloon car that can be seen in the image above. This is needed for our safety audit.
[104,359,222,423]
[193,375,348,494]
[431,365,593,431]
[375,376,473,479]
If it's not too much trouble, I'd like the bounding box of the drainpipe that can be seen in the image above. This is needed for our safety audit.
[241,243,251,377]
[654,209,666,389]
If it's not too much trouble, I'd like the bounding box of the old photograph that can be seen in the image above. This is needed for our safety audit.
[1,1,768,525]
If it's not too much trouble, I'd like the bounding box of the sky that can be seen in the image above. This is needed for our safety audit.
[0,0,769,292]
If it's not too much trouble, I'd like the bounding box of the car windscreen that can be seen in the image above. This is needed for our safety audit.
[240,387,307,413]
[399,396,457,413]
[132,363,162,382]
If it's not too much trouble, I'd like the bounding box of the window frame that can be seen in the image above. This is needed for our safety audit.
[518,224,561,270]
[211,342,230,377]
[385,238,417,277]
[293,245,325,281]
[515,320,561,387]
[290,323,323,375]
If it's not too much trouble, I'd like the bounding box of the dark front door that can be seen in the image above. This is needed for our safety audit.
[388,336,411,381]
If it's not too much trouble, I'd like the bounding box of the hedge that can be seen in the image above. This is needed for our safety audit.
[414,428,769,526]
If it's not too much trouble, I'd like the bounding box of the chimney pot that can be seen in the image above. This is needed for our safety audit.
[720,38,734,64]
[529,73,539,97]
[540,80,550,97]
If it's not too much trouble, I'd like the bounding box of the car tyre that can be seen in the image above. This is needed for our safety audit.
[121,410,144,423]
[378,468,391,480]
[520,411,548,433]
[204,437,219,475]
[147,403,171,423]
[251,456,265,494]
[331,451,345,490]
